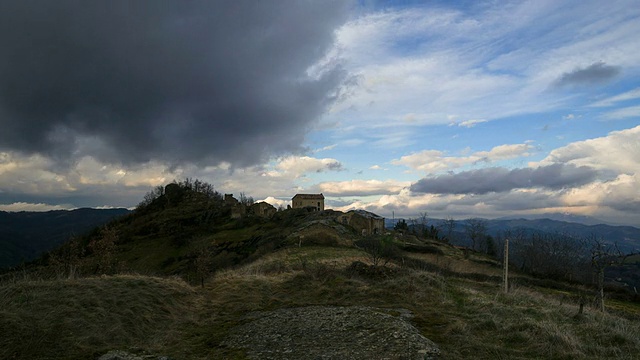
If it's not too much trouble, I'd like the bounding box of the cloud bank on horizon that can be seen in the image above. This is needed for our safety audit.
[1,0,639,226]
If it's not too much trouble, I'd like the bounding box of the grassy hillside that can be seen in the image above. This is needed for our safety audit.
[2,245,639,359]
[38,183,359,281]
[3,182,639,359]
[0,274,196,359]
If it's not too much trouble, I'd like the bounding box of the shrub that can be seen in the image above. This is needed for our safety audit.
[355,235,399,267]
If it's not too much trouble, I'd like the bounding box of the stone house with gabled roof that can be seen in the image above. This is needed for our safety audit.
[337,210,385,236]
[250,201,277,218]
[292,193,324,211]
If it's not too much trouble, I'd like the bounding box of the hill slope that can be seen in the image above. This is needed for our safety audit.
[40,185,360,280]
[2,182,640,359]
[2,245,640,359]
[0,208,130,269]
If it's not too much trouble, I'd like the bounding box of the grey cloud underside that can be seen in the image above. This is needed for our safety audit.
[0,1,349,167]
[324,162,344,172]
[602,195,640,213]
[554,61,621,87]
[410,164,599,195]
[450,191,564,211]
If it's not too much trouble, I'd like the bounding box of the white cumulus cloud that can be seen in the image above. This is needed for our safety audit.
[393,142,535,173]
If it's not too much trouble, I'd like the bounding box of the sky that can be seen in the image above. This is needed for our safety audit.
[0,0,639,225]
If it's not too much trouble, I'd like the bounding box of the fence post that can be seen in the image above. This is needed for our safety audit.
[503,238,509,293]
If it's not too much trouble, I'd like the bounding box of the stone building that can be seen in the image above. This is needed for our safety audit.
[291,193,324,211]
[224,194,246,219]
[224,194,239,206]
[337,210,385,236]
[250,201,277,218]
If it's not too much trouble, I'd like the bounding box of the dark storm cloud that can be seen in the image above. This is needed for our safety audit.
[0,1,349,167]
[410,164,598,195]
[554,61,621,87]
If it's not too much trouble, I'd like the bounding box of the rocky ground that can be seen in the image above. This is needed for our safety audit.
[222,305,440,359]
[98,305,440,360]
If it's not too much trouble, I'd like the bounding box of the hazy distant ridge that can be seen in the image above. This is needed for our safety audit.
[0,208,130,269]
[387,214,640,254]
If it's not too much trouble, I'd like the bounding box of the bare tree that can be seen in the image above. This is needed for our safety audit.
[418,212,429,238]
[485,235,497,257]
[239,192,254,206]
[49,235,84,279]
[439,217,456,244]
[505,230,589,282]
[137,185,165,209]
[89,225,118,274]
[355,236,398,267]
[590,236,626,312]
[408,218,418,236]
[195,245,213,288]
[465,219,487,251]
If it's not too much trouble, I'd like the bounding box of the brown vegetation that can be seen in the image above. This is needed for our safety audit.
[2,244,640,359]
[2,180,639,359]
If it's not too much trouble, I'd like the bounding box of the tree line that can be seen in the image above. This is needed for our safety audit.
[391,214,636,311]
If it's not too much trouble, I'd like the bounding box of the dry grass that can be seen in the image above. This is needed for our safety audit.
[224,245,367,276]
[194,246,640,359]
[407,251,503,277]
[2,245,639,359]
[0,274,196,360]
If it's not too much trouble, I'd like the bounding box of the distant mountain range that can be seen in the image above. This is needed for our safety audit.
[485,218,640,253]
[0,208,130,269]
[386,214,640,254]
[496,213,623,226]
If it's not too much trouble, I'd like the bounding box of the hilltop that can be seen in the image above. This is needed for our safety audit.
[1,180,640,359]
[31,181,385,282]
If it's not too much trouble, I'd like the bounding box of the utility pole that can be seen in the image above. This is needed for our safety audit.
[503,238,509,293]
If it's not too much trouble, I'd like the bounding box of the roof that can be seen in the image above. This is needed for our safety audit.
[350,210,384,219]
[292,193,324,200]
[251,201,275,208]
